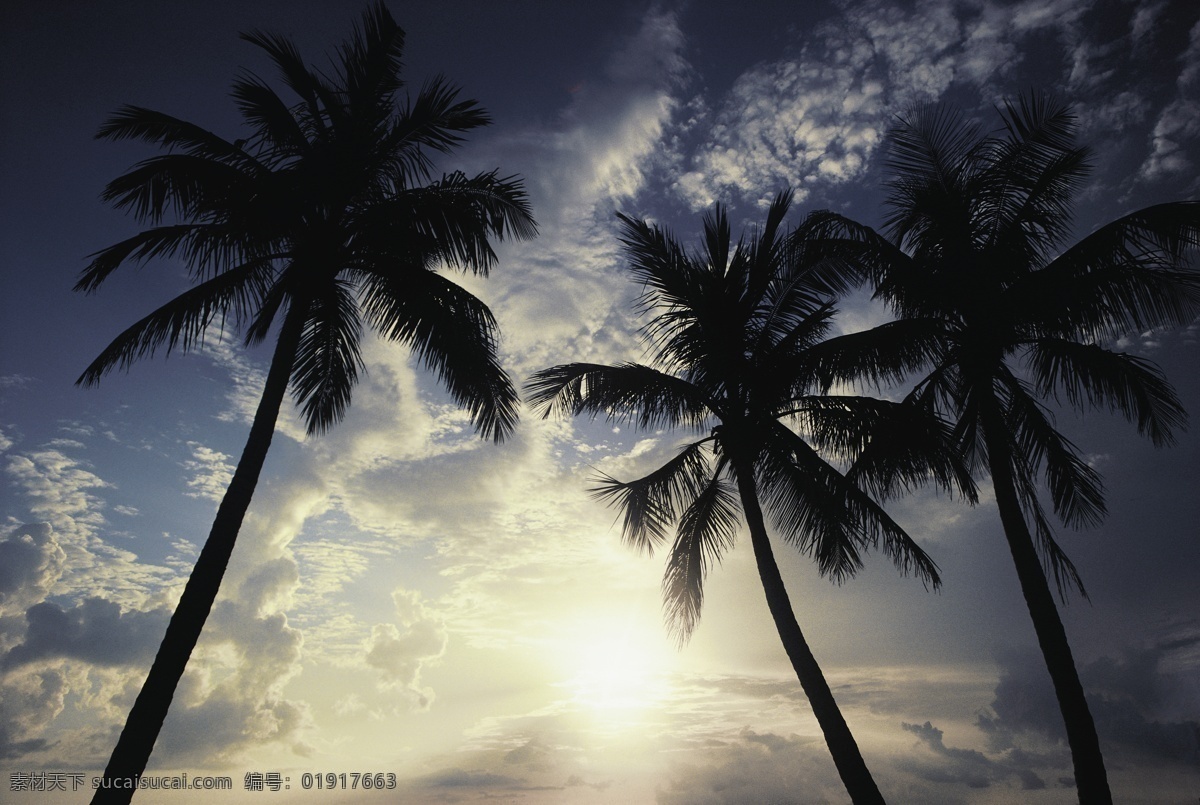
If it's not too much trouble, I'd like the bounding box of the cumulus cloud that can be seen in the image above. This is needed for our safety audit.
[675,0,975,209]
[897,638,1200,797]
[364,588,447,708]
[898,719,1052,791]
[4,448,110,548]
[476,9,688,373]
[151,565,311,765]
[4,446,178,609]
[0,524,65,622]
[0,667,67,759]
[2,597,170,670]
[670,0,1188,210]
[978,641,1200,763]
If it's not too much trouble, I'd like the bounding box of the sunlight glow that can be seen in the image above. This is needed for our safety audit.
[559,617,675,719]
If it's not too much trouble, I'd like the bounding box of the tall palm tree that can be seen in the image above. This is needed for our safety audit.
[807,93,1200,803]
[77,5,536,801]
[528,191,968,804]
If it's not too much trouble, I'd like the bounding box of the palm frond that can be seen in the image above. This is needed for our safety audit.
[379,77,492,184]
[77,225,221,292]
[756,424,942,588]
[229,73,309,157]
[358,171,536,275]
[289,282,364,435]
[239,27,329,138]
[98,153,258,225]
[845,392,978,503]
[799,317,946,393]
[360,267,518,442]
[1026,339,1187,448]
[662,472,740,646]
[997,369,1107,529]
[336,0,406,117]
[96,106,258,166]
[525,362,711,431]
[1031,202,1200,337]
[982,92,1092,259]
[1003,436,1090,601]
[589,439,714,555]
[76,260,270,386]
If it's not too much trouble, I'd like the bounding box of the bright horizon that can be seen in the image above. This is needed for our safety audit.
[2,1,1199,802]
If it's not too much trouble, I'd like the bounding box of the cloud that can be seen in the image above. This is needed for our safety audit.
[898,719,1051,790]
[978,640,1200,763]
[182,442,234,502]
[1138,18,1200,183]
[896,637,1200,798]
[671,0,1162,211]
[656,728,845,804]
[674,0,967,209]
[471,9,689,375]
[363,589,447,707]
[0,524,65,622]
[0,667,67,759]
[2,597,170,670]
[4,449,111,548]
[150,565,312,765]
[4,447,178,610]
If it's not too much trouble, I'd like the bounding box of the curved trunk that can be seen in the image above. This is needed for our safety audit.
[731,457,887,805]
[980,403,1112,805]
[92,310,305,805]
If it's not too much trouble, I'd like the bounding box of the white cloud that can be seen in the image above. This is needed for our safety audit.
[363,588,447,707]
[182,441,234,502]
[150,566,312,765]
[672,0,1128,210]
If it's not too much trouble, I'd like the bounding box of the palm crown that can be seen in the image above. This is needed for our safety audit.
[530,190,950,638]
[78,2,536,439]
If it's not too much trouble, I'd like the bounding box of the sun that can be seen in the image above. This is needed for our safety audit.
[560,616,674,717]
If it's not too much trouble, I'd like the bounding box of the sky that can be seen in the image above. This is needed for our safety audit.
[1,0,1199,802]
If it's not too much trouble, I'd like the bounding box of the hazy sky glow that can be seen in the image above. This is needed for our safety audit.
[2,1,1199,802]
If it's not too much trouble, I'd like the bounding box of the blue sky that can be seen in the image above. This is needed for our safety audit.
[2,0,1199,802]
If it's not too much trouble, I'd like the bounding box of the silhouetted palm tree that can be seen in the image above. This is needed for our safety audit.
[528,191,968,804]
[807,94,1200,804]
[77,5,536,801]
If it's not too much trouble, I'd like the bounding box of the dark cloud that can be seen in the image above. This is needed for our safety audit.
[656,728,844,805]
[976,641,1200,764]
[0,524,65,619]
[2,597,169,670]
[898,637,1200,797]
[898,719,1050,790]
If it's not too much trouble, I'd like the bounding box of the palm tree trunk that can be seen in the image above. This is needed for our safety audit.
[980,407,1112,805]
[92,310,305,805]
[731,458,887,805]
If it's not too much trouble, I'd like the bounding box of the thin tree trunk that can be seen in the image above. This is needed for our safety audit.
[92,310,305,805]
[981,406,1112,805]
[731,458,887,805]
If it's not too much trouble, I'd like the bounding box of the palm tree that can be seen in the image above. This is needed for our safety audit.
[528,190,968,804]
[807,93,1200,803]
[77,5,536,801]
